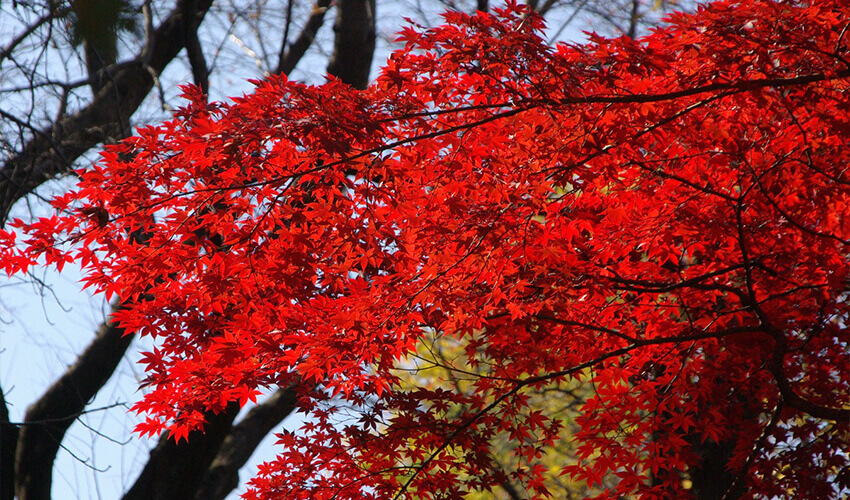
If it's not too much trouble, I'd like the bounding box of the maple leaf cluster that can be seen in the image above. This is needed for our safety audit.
[2,0,848,498]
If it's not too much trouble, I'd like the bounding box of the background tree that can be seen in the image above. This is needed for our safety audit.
[0,1,682,499]
[397,332,600,499]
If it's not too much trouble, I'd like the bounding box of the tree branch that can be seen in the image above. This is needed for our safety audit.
[0,0,215,224]
[120,404,241,500]
[768,356,849,422]
[13,308,133,500]
[0,11,56,66]
[192,384,300,500]
[275,0,332,77]
[183,0,209,95]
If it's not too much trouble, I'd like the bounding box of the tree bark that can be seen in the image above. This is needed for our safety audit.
[193,385,300,500]
[120,404,240,500]
[689,439,738,500]
[326,0,376,90]
[1,384,18,500]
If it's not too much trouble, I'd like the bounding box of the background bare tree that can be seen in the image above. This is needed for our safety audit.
[0,1,682,499]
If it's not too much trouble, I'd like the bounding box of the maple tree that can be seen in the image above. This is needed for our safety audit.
[2,0,849,498]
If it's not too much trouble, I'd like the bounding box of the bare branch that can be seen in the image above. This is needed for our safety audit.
[275,0,332,77]
[14,308,133,500]
[0,0,216,225]
[0,12,56,66]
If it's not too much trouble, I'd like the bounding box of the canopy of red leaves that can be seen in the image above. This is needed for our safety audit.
[3,0,849,498]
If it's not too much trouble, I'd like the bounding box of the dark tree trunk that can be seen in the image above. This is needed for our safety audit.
[84,40,117,94]
[1,385,19,500]
[120,404,240,500]
[276,0,333,76]
[689,439,738,500]
[193,385,300,500]
[326,0,376,90]
[14,315,133,500]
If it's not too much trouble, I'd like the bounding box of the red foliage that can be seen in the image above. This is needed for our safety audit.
[3,0,849,498]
